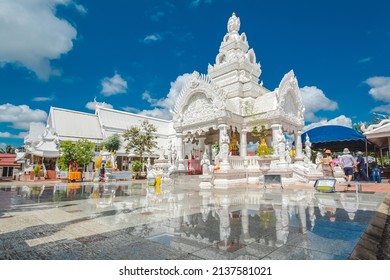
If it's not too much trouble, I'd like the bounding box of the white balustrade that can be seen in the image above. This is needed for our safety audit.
[228,156,263,170]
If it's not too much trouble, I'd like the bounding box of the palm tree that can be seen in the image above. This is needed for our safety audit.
[5,145,15,154]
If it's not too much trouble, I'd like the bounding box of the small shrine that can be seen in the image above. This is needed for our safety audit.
[95,146,116,172]
[168,12,315,187]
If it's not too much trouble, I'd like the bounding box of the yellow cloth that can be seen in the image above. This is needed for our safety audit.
[68,171,81,181]
[155,177,161,194]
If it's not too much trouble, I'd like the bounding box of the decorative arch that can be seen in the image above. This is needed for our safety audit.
[172,71,228,127]
[277,70,305,125]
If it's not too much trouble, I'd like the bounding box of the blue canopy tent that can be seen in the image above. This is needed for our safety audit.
[301,125,376,152]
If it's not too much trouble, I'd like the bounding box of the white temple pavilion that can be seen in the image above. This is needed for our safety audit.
[23,13,322,184]
[362,118,390,165]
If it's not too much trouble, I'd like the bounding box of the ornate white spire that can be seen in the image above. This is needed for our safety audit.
[227,12,240,34]
[208,13,262,97]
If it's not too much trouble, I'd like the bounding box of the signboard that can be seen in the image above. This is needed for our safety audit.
[56,171,68,179]
[314,178,336,192]
[264,174,283,189]
[109,171,133,180]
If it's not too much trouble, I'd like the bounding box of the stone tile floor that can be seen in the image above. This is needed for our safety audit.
[0,180,389,260]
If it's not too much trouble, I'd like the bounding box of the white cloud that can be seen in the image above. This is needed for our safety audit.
[358,57,372,63]
[142,91,158,104]
[74,3,87,14]
[0,131,27,138]
[32,96,55,102]
[142,34,162,43]
[138,73,192,120]
[150,11,165,21]
[371,104,390,114]
[0,0,81,80]
[100,73,128,96]
[300,86,338,122]
[190,0,213,8]
[139,107,171,119]
[0,103,47,130]
[365,76,390,103]
[85,99,113,111]
[122,107,140,114]
[303,115,352,132]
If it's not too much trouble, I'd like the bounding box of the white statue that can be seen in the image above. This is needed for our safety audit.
[277,127,286,163]
[315,151,323,170]
[285,142,291,164]
[200,151,211,175]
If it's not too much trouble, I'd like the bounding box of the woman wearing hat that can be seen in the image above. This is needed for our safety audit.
[321,149,334,177]
[339,148,356,185]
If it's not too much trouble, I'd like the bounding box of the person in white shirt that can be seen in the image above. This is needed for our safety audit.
[339,148,356,185]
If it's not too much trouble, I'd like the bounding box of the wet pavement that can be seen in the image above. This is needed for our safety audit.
[0,181,389,260]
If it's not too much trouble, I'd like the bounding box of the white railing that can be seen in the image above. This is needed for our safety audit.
[228,156,261,170]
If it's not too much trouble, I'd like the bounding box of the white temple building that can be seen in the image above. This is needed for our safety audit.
[22,13,322,184]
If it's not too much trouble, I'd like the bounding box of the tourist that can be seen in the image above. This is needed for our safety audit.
[100,163,106,182]
[339,148,356,185]
[321,149,334,177]
[356,151,369,181]
[371,163,382,183]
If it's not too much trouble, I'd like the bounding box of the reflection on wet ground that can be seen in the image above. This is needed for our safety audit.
[0,181,388,260]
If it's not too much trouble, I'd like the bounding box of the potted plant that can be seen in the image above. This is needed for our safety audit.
[33,165,41,180]
[131,160,142,179]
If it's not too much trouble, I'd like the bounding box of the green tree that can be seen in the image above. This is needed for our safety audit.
[122,120,158,167]
[74,139,95,171]
[101,133,121,152]
[58,140,75,170]
[131,160,142,179]
[0,145,15,154]
[58,139,95,171]
[5,145,15,154]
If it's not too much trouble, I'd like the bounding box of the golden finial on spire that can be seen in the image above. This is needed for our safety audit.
[232,12,236,16]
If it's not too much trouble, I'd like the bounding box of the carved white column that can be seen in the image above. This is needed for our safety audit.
[298,202,307,233]
[275,197,290,247]
[176,132,186,171]
[271,124,281,155]
[240,128,248,157]
[218,195,231,250]
[295,130,303,162]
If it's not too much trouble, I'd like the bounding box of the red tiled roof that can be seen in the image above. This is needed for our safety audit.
[0,154,20,167]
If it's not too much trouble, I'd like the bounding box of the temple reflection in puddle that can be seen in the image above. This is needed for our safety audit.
[10,181,382,259]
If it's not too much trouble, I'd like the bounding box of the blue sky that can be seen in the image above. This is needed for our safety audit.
[1,0,390,149]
